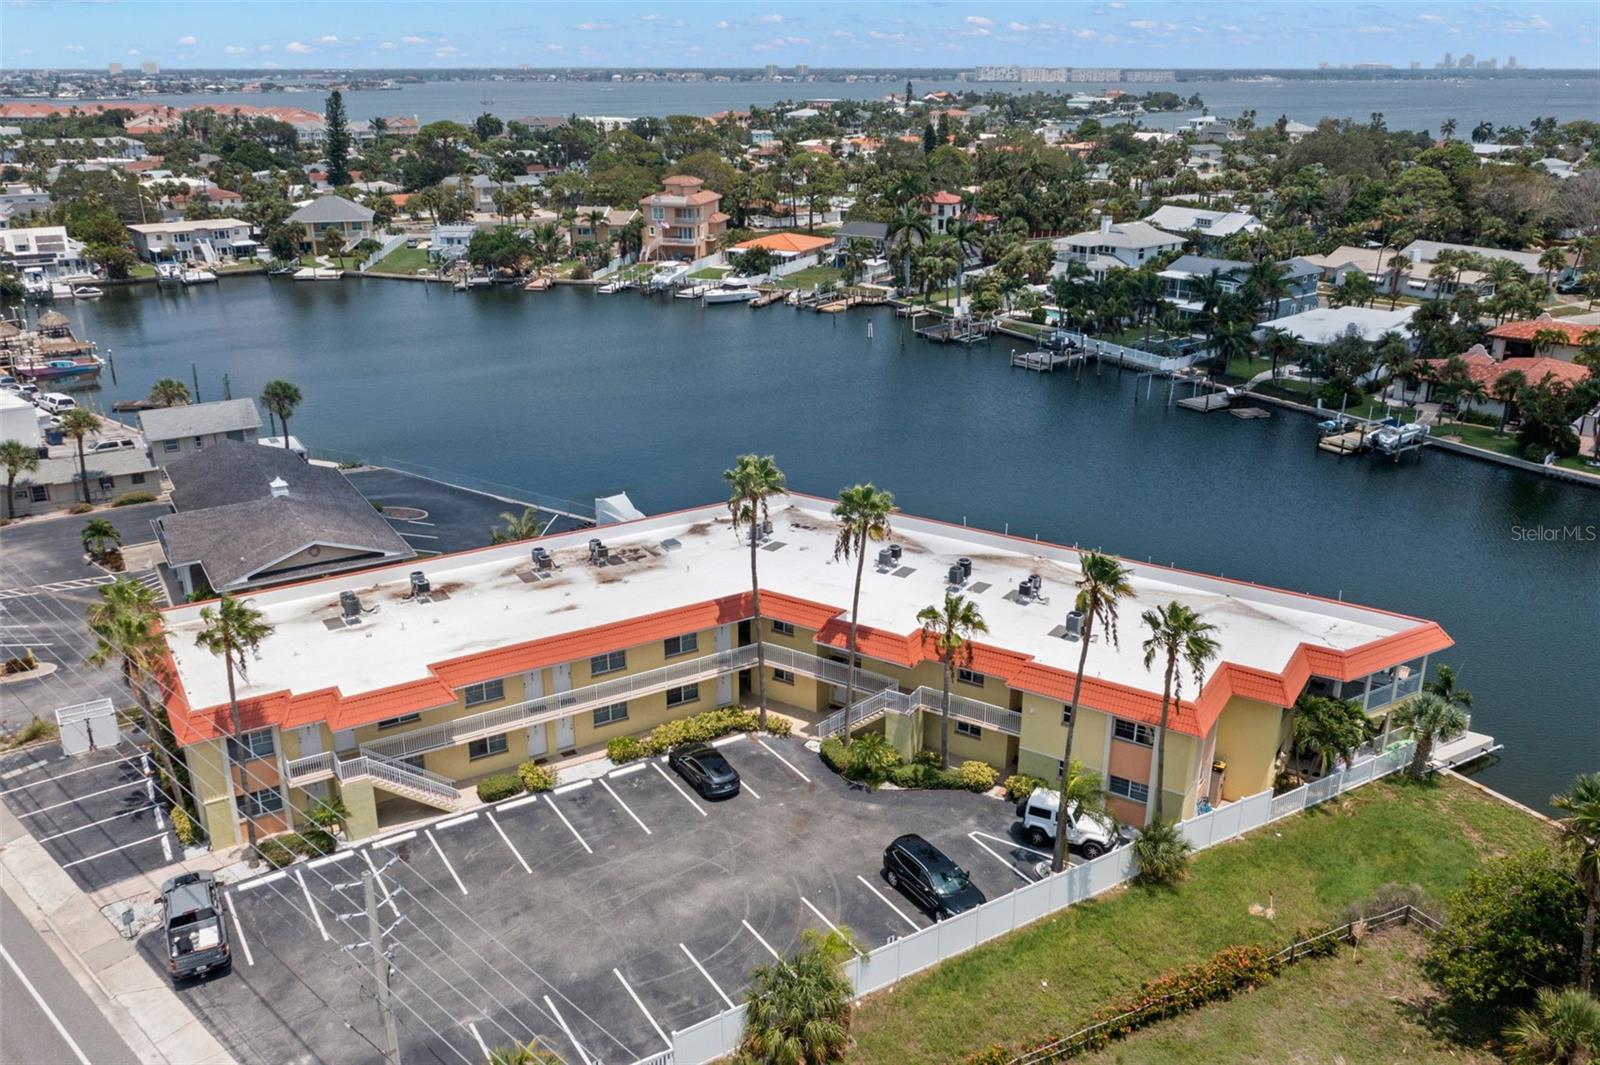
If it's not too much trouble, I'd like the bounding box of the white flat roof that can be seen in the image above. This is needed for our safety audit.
[160,498,1431,715]
[1256,305,1416,345]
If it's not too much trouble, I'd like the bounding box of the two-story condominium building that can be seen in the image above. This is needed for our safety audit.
[155,497,1452,847]
[286,195,377,255]
[127,219,255,264]
[1051,217,1184,281]
[1143,205,1264,254]
[0,225,89,280]
[1159,255,1321,318]
[138,398,263,468]
[639,176,728,262]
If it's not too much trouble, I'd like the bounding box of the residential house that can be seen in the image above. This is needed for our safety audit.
[138,398,263,469]
[1399,345,1592,416]
[1253,305,1417,347]
[0,184,52,224]
[639,176,727,262]
[1143,205,1264,252]
[1486,317,1599,362]
[0,226,89,280]
[925,190,964,235]
[569,206,641,250]
[440,174,512,215]
[1304,241,1542,301]
[1158,255,1320,318]
[1185,142,1227,177]
[729,232,835,277]
[286,195,376,255]
[11,445,158,516]
[831,220,889,257]
[430,224,477,262]
[153,496,1452,846]
[153,441,414,598]
[127,219,256,264]
[1051,217,1184,281]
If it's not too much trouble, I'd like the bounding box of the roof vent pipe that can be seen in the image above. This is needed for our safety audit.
[269,476,288,498]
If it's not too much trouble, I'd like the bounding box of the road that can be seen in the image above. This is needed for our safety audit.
[0,889,141,1065]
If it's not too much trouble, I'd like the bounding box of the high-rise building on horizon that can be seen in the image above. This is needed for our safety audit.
[140,60,159,75]
[1457,53,1475,68]
[1436,51,1454,69]
[108,62,123,76]
[1506,55,1519,69]
[794,63,808,77]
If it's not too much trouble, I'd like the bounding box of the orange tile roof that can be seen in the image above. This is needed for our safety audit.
[734,232,835,254]
[1418,352,1591,388]
[1488,319,1599,343]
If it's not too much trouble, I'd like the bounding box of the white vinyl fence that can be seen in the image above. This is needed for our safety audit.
[641,740,1417,1065]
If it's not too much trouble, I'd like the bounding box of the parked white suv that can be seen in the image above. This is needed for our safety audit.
[1016,787,1116,859]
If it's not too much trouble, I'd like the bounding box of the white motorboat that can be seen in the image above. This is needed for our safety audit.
[181,268,218,285]
[465,275,493,288]
[71,285,104,299]
[596,278,625,294]
[674,283,708,299]
[154,262,183,284]
[702,278,758,304]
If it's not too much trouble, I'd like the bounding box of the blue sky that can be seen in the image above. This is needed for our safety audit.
[5,1,1597,71]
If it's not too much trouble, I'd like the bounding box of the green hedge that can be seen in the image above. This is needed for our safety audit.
[886,759,997,792]
[1004,773,1049,803]
[517,761,559,792]
[606,708,783,764]
[256,829,338,869]
[112,491,158,507]
[476,773,524,803]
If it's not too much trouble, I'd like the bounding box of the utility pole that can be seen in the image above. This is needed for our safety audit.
[364,870,402,1065]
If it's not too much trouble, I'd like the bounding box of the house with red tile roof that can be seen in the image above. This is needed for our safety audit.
[156,496,1452,844]
[639,175,727,262]
[1487,316,1600,362]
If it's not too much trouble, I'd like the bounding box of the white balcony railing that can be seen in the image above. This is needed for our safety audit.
[283,748,459,806]
[815,684,1023,739]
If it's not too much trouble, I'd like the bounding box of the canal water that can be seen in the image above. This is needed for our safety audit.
[49,278,1600,811]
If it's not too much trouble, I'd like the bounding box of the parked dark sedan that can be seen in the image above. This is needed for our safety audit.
[882,833,987,920]
[667,742,741,799]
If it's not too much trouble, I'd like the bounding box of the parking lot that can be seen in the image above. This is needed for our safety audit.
[347,468,591,557]
[0,739,180,894]
[158,734,1070,1064]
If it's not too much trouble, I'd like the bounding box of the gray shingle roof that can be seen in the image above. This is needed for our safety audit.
[155,442,413,591]
[19,447,158,486]
[835,221,889,241]
[287,195,376,225]
[138,399,262,442]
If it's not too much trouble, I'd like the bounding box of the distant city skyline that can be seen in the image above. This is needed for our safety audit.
[4,1,1597,72]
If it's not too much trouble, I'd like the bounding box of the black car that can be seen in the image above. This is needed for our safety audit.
[667,741,740,799]
[882,834,986,920]
[160,870,231,984]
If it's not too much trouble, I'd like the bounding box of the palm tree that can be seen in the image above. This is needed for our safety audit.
[260,380,302,447]
[738,927,857,1065]
[1533,327,1574,357]
[724,454,787,730]
[1131,816,1193,885]
[886,204,931,296]
[916,592,989,769]
[1551,772,1600,991]
[59,407,103,505]
[1502,987,1600,1065]
[1243,258,1291,321]
[1539,246,1569,288]
[1393,692,1468,781]
[489,507,547,544]
[1051,552,1133,873]
[1440,117,1458,142]
[1,439,40,520]
[831,484,895,748]
[1290,695,1367,776]
[1140,601,1219,823]
[947,217,982,308]
[194,595,274,862]
[81,517,121,560]
[1491,369,1527,431]
[1258,326,1299,383]
[86,578,181,815]
[148,377,191,407]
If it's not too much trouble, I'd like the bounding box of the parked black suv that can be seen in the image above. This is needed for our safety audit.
[667,741,741,799]
[160,870,231,983]
[882,834,986,919]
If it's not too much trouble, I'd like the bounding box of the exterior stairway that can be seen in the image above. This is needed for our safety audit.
[284,749,462,810]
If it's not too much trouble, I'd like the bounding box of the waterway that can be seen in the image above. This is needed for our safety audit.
[43,277,1600,811]
[38,73,1600,133]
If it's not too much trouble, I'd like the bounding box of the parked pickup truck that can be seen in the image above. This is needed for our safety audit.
[160,871,231,983]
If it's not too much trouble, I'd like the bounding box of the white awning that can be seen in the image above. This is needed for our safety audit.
[595,492,646,525]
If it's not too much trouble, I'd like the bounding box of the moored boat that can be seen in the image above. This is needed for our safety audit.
[72,285,104,300]
[674,283,709,299]
[702,278,758,304]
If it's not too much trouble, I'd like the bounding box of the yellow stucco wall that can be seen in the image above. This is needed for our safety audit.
[184,739,233,803]
[1212,696,1287,801]
[918,708,1015,770]
[1017,692,1112,782]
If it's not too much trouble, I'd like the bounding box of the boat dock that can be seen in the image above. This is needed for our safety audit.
[913,313,991,345]
[749,288,786,308]
[1176,388,1235,413]
[1010,348,1081,373]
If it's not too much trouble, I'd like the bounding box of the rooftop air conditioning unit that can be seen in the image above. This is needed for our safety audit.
[531,546,553,570]
[948,564,965,587]
[1064,609,1084,639]
[588,538,607,564]
[1018,578,1035,599]
[878,547,895,569]
[958,557,973,580]
[760,519,774,538]
[409,571,430,597]
[340,590,361,620]
[889,544,903,563]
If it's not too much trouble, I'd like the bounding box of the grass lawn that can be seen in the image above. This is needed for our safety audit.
[1075,928,1498,1065]
[690,266,732,280]
[128,262,158,279]
[773,265,844,290]
[1253,378,1393,421]
[370,245,433,275]
[1217,355,1272,383]
[1432,422,1600,475]
[847,775,1545,1065]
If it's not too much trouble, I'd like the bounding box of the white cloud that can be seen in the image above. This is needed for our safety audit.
[319,35,339,43]
[964,15,992,27]
[1356,24,1395,34]
[1414,13,1446,25]
[868,29,906,40]
[575,20,616,31]
[1007,21,1029,31]
[127,48,140,56]
[1126,19,1157,29]
[435,45,461,57]
[715,20,731,29]
[286,40,314,53]
[63,44,86,52]
[224,45,247,55]
[1073,28,1098,39]
[17,47,32,56]
[400,35,428,44]
[1108,1,1125,7]
[258,44,273,52]
[758,13,784,23]
[176,34,197,45]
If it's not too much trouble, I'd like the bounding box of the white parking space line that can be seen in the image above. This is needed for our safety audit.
[600,778,652,835]
[966,831,1042,883]
[0,941,92,1065]
[679,943,735,1009]
[15,781,144,817]
[613,968,671,1051]
[235,870,287,893]
[296,869,330,941]
[552,779,592,796]
[436,812,479,830]
[738,777,761,800]
[486,812,531,875]
[650,762,708,817]
[499,793,542,811]
[59,832,167,869]
[227,893,255,966]
[466,1022,490,1061]
[609,762,647,778]
[0,754,139,795]
[711,734,747,748]
[544,796,593,854]
[542,995,594,1065]
[307,851,355,870]
[34,804,155,842]
[756,738,811,782]
[800,896,840,934]
[425,829,470,896]
[372,830,417,848]
[741,918,783,962]
[856,873,923,933]
[362,850,400,917]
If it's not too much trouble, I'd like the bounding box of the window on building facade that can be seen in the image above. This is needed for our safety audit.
[163,440,180,453]
[666,683,699,708]
[664,633,698,658]
[957,667,985,687]
[955,720,982,739]
[1061,704,1075,726]
[590,650,627,676]
[772,668,795,684]
[464,679,505,707]
[98,477,115,491]
[770,620,795,637]
[29,485,48,502]
[241,787,284,816]
[377,713,421,730]
[1108,775,1150,803]
[132,472,146,484]
[467,734,509,761]
[1113,719,1155,747]
[226,727,275,763]
[592,702,629,727]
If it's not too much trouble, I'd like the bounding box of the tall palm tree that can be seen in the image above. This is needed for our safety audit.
[86,578,181,811]
[1243,258,1291,322]
[1393,691,1468,780]
[916,592,989,769]
[1539,246,1569,288]
[1258,326,1299,382]
[947,217,982,308]
[1,439,40,520]
[80,516,121,560]
[194,595,274,861]
[1051,552,1133,873]
[261,380,302,447]
[489,507,547,544]
[886,204,931,296]
[59,407,103,505]
[830,484,895,747]
[1140,601,1219,822]
[724,454,787,730]
[148,377,191,407]
[1552,772,1600,991]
